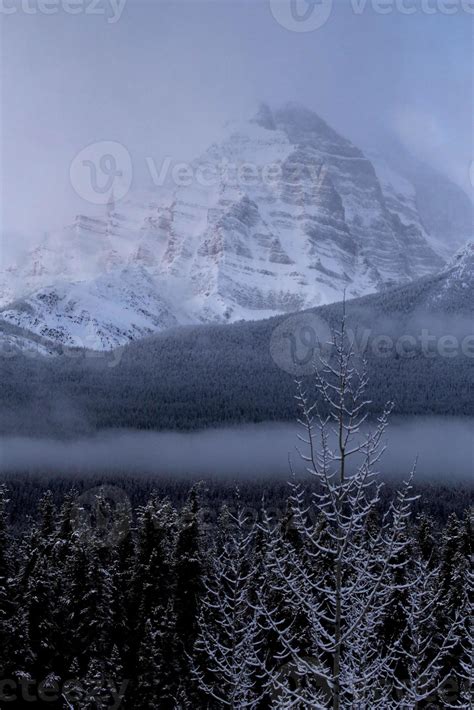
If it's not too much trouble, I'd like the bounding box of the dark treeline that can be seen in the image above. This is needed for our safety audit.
[0,478,471,708]
[1,287,473,437]
[1,473,472,534]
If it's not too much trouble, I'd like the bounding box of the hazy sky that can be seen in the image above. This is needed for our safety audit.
[1,0,473,246]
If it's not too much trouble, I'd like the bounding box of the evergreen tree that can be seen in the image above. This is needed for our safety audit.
[416,512,438,566]
[136,603,177,709]
[394,558,462,706]
[0,485,14,675]
[172,484,205,700]
[437,511,472,705]
[18,502,62,679]
[173,485,205,656]
[193,505,263,707]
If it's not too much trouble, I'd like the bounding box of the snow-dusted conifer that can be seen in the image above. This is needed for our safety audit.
[193,503,263,707]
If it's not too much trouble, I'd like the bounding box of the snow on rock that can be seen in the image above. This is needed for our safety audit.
[429,241,474,311]
[0,103,457,350]
[0,267,182,350]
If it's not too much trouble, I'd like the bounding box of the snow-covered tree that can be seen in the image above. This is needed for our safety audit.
[193,504,263,707]
[173,485,205,658]
[261,307,457,708]
[415,513,437,566]
[133,496,176,634]
[436,511,472,707]
[135,602,177,708]
[0,485,14,674]
[393,557,462,708]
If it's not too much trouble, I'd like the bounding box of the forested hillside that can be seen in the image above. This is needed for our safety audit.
[1,267,473,435]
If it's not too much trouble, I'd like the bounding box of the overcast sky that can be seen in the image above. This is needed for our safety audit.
[1,0,473,248]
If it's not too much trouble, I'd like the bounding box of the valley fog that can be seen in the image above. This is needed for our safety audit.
[0,417,472,483]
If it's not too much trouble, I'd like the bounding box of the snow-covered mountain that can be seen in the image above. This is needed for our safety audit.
[1,103,469,350]
[0,320,60,358]
[369,141,474,260]
[0,267,182,350]
[427,241,474,312]
[2,245,472,438]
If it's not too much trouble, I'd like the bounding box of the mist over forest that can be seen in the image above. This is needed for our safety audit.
[0,416,472,482]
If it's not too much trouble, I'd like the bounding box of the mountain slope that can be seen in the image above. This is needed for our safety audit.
[0,266,182,349]
[1,249,472,436]
[427,241,474,312]
[2,103,468,350]
[374,140,474,258]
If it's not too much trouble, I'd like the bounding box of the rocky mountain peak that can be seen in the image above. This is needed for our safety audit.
[1,102,471,350]
[250,102,277,131]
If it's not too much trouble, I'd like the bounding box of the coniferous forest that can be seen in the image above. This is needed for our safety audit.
[0,323,472,709]
[0,478,471,708]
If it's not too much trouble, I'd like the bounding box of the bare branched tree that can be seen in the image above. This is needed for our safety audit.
[261,305,461,709]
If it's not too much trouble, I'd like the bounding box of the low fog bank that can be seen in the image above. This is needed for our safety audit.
[0,417,472,483]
